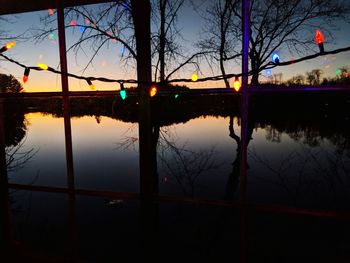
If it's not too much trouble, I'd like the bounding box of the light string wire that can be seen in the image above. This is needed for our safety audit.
[1,45,350,86]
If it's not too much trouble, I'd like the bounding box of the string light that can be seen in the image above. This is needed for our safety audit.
[233,76,241,92]
[336,69,341,76]
[86,79,95,90]
[150,85,157,97]
[191,73,198,82]
[23,68,30,83]
[48,33,55,40]
[0,41,16,53]
[38,63,49,70]
[1,42,350,89]
[272,53,280,64]
[315,29,325,53]
[119,82,127,100]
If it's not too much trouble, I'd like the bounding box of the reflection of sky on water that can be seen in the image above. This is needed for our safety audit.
[7,112,350,209]
[6,111,350,262]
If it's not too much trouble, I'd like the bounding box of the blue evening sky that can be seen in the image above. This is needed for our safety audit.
[0,1,349,92]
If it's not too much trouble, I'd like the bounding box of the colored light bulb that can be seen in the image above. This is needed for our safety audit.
[191,73,198,82]
[120,90,127,100]
[272,53,280,64]
[23,68,30,83]
[86,79,95,90]
[5,42,16,49]
[315,29,324,53]
[233,76,241,92]
[150,85,157,97]
[119,83,127,100]
[0,41,16,53]
[315,30,324,45]
[38,63,49,70]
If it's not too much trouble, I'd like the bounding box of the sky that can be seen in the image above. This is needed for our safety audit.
[0,1,350,92]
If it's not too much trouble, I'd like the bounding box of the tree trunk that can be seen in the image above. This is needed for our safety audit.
[159,0,166,83]
[131,0,156,187]
[250,57,260,85]
[220,56,230,89]
[131,3,158,262]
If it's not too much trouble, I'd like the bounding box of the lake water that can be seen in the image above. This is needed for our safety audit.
[1,94,350,262]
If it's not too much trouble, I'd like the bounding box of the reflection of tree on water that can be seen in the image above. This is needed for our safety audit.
[117,122,221,197]
[157,125,220,197]
[249,133,350,209]
[225,115,254,201]
[2,101,37,173]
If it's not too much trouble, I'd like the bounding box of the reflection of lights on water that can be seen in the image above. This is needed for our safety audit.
[324,64,331,69]
[330,56,336,62]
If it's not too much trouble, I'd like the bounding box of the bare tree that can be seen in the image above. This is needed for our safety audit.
[198,0,239,88]
[305,69,323,85]
[200,0,350,85]
[152,0,184,82]
[287,74,305,85]
[247,0,348,85]
[31,0,201,84]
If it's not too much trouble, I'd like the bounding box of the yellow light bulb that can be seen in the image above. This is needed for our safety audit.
[191,74,198,82]
[89,84,96,90]
[38,63,49,70]
[233,77,241,92]
[5,41,16,49]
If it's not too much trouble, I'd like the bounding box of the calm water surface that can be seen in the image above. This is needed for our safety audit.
[3,98,350,262]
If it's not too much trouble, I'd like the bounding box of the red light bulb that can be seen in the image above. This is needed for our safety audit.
[23,68,30,84]
[315,30,324,53]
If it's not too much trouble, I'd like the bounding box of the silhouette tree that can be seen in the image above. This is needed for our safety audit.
[305,69,323,85]
[287,74,305,86]
[0,74,23,93]
[200,0,349,85]
[32,1,200,84]
[198,0,239,88]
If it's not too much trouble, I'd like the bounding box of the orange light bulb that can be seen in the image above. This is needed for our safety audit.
[150,86,157,97]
